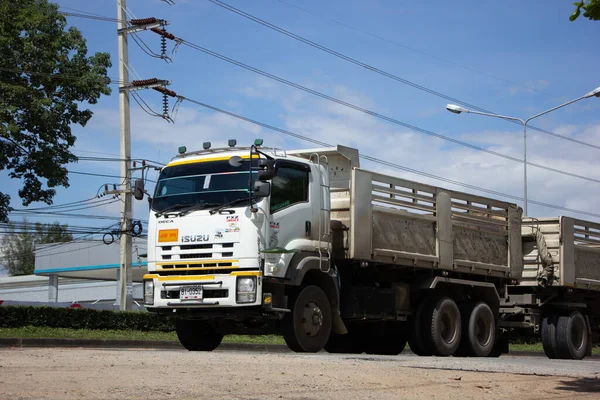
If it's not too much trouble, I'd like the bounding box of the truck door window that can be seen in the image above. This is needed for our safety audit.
[270,167,309,214]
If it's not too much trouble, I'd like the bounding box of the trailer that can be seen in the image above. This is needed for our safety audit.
[500,217,600,359]
[140,141,598,358]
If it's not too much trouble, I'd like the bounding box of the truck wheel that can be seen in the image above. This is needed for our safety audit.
[541,315,558,359]
[555,311,588,360]
[175,319,223,351]
[282,285,332,353]
[408,297,435,356]
[465,302,495,357]
[426,296,461,356]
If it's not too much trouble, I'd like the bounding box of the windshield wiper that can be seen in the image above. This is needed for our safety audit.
[155,201,220,218]
[209,197,251,215]
[154,203,189,218]
[178,202,221,216]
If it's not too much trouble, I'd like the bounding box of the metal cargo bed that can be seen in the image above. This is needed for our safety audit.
[521,217,600,290]
[346,168,523,279]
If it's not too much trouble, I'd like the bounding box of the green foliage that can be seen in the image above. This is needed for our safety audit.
[570,0,600,21]
[1,218,73,276]
[0,0,112,222]
[0,305,175,332]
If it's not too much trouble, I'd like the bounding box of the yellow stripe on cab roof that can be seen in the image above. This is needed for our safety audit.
[167,154,258,167]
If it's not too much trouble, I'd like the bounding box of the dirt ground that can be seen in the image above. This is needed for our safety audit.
[0,348,599,399]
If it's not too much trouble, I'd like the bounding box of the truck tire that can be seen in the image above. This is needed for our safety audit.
[555,311,588,360]
[175,319,223,351]
[464,302,495,357]
[282,285,332,353]
[426,296,461,356]
[541,315,558,359]
[408,297,435,356]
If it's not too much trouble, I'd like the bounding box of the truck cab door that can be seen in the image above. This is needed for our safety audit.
[264,161,313,277]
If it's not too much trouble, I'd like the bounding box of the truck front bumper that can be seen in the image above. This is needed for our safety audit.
[143,271,262,308]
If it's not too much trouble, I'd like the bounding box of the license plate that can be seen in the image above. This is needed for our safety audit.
[179,285,203,300]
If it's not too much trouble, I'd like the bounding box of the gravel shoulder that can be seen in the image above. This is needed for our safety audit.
[0,348,599,400]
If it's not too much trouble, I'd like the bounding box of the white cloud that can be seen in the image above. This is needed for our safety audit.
[236,78,600,222]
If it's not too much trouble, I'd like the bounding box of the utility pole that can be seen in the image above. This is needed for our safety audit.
[117,0,133,311]
[115,0,174,310]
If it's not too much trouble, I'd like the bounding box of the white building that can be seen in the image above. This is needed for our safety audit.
[0,240,147,309]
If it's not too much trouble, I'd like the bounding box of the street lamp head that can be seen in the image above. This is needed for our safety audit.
[446,104,468,114]
[584,86,600,99]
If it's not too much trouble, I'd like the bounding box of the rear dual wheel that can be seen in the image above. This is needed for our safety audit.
[409,296,462,356]
[456,302,496,357]
[542,311,588,360]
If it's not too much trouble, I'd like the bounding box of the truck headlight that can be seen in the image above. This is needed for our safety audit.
[144,280,154,305]
[236,277,256,303]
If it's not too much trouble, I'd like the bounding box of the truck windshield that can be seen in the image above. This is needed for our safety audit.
[152,159,257,213]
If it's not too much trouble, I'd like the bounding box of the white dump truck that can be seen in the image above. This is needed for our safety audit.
[140,140,598,359]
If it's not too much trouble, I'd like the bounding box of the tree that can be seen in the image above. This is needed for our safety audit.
[570,0,600,21]
[0,0,112,223]
[0,218,73,276]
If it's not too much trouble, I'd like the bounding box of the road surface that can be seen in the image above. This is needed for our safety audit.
[0,347,598,399]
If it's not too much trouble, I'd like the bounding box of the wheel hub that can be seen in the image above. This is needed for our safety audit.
[302,302,323,337]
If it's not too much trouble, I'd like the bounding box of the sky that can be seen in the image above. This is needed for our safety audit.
[1,0,600,276]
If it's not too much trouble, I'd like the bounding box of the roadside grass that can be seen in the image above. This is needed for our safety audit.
[0,326,286,344]
[0,326,597,354]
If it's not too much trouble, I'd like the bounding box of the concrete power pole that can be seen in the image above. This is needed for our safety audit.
[117,0,133,311]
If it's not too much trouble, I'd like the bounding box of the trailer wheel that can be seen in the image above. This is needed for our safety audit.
[427,296,461,356]
[282,285,332,353]
[464,302,495,357]
[541,315,558,359]
[175,319,223,351]
[555,311,588,360]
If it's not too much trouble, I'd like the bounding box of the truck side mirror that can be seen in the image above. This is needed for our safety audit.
[254,181,271,198]
[258,159,275,181]
[133,179,145,200]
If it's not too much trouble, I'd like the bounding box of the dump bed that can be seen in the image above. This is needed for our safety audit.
[340,168,522,279]
[521,217,600,290]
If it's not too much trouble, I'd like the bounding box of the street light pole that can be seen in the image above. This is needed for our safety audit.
[446,86,600,216]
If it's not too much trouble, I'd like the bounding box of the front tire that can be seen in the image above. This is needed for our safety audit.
[282,285,332,353]
[175,319,223,351]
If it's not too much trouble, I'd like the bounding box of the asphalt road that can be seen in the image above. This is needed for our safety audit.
[0,347,599,399]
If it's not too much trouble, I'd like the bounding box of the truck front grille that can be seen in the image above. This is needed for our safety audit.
[159,243,236,260]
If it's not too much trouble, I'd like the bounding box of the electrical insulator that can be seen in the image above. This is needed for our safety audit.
[161,36,167,58]
[162,93,169,117]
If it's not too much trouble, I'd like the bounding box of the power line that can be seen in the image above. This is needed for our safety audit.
[208,0,600,152]
[178,39,600,185]
[9,197,104,212]
[275,0,558,99]
[59,11,124,23]
[178,95,600,220]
